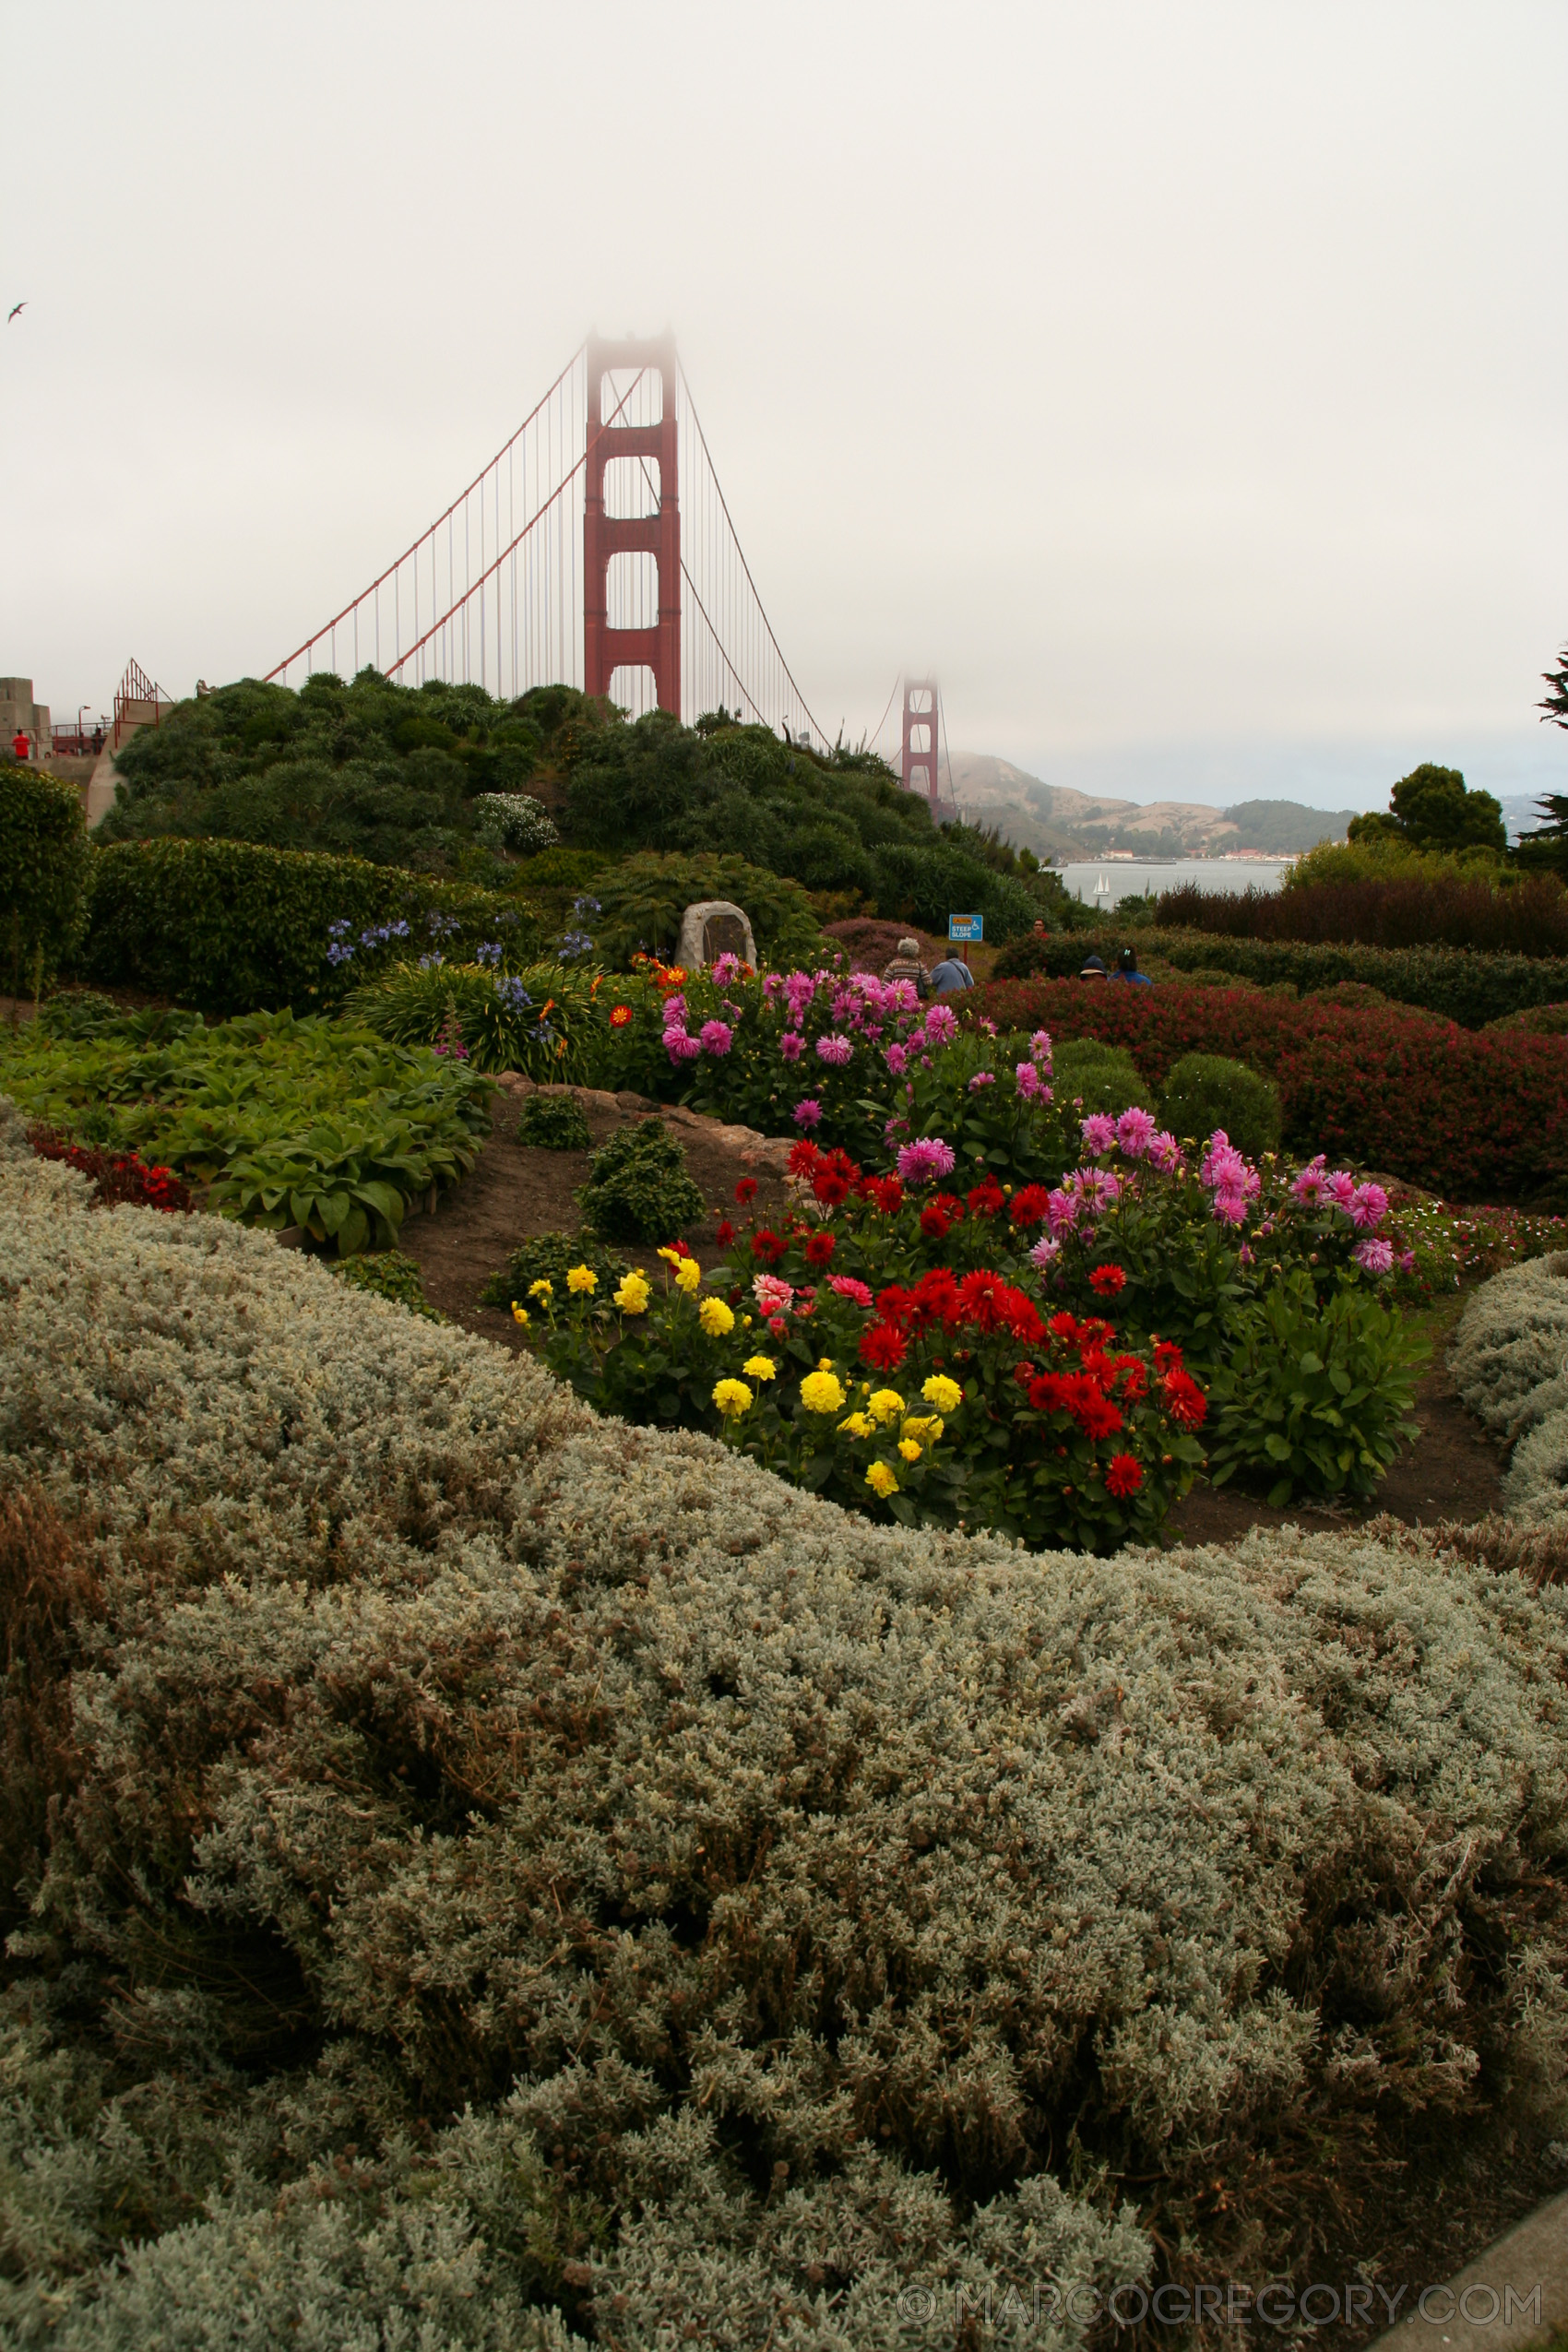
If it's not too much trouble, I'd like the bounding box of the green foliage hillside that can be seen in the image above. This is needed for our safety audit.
[100,670,565,874]
[95,671,1063,943]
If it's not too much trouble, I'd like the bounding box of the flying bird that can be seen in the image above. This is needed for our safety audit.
[6,303,24,324]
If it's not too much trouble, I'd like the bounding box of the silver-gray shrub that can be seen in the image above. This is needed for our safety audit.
[472,793,559,855]
[5,1134,1568,2343]
[1451,1251,1568,1523]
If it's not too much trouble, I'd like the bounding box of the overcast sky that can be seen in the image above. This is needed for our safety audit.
[3,0,1563,814]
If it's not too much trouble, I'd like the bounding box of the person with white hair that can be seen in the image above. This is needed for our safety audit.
[880,934,930,998]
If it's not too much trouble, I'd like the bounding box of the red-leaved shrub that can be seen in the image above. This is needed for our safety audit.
[27,1128,192,1213]
[976,980,1568,1203]
[1155,873,1568,956]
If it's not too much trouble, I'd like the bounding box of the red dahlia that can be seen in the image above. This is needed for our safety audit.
[1162,1370,1207,1428]
[1105,1453,1144,1498]
[1088,1265,1127,1297]
[859,1321,908,1370]
[735,1178,758,1205]
[803,1230,837,1266]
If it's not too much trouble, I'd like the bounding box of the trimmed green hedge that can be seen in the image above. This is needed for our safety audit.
[77,838,542,1014]
[994,926,1568,1028]
[0,760,92,989]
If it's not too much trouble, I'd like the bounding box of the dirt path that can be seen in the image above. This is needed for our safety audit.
[397,1093,1507,1537]
[395,1082,796,1352]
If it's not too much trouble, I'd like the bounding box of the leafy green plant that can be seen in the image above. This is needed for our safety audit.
[514,1089,591,1150]
[0,1007,492,1253]
[1160,1051,1281,1156]
[0,760,92,994]
[476,1228,628,1310]
[344,960,602,1079]
[577,1120,707,1245]
[1206,1271,1426,1506]
[330,1249,444,1319]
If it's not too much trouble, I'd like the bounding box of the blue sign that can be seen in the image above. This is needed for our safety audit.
[948,913,983,943]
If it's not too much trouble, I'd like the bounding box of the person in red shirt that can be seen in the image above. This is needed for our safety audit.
[10,730,31,762]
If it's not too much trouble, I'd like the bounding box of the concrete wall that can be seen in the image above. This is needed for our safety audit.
[0,677,51,756]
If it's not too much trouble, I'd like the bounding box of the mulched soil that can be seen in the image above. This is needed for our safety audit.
[394,1090,1509,1539]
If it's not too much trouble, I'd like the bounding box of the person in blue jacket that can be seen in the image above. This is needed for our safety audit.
[1111,945,1152,985]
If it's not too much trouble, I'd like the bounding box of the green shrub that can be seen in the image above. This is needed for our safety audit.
[78,837,542,1015]
[476,1227,628,1309]
[577,1119,707,1244]
[1159,1051,1282,1156]
[869,840,1041,941]
[331,1249,443,1319]
[343,960,601,1080]
[590,851,825,970]
[0,760,92,992]
[1486,1000,1568,1037]
[1206,1271,1426,1507]
[992,926,1568,1028]
[470,791,558,853]
[513,1089,591,1150]
[1051,1037,1146,1117]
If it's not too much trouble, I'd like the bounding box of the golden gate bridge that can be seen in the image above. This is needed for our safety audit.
[264,334,830,752]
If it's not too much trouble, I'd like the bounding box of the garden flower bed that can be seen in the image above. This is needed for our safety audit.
[5,1134,1568,2340]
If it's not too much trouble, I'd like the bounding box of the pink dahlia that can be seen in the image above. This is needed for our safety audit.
[1115,1107,1158,1158]
[897,1137,957,1184]
[1080,1113,1118,1158]
[815,1032,853,1066]
[754,1274,794,1314]
[699,1019,734,1056]
[1353,1235,1394,1275]
[828,1275,873,1306]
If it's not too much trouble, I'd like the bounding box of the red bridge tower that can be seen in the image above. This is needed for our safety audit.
[583,332,681,715]
[901,677,940,814]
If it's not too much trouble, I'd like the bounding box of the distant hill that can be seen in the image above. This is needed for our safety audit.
[1220,800,1360,853]
[947,754,1355,859]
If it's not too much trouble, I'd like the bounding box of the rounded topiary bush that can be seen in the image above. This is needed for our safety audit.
[1050,1038,1146,1118]
[6,1133,1568,2339]
[1160,1051,1282,1157]
[577,1118,706,1244]
[515,1088,592,1152]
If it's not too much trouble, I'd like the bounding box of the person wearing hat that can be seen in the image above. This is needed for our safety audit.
[1111,945,1152,986]
[1078,953,1109,980]
[881,935,930,998]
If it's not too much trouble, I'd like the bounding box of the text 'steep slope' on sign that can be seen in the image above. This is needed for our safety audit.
[948,914,982,944]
